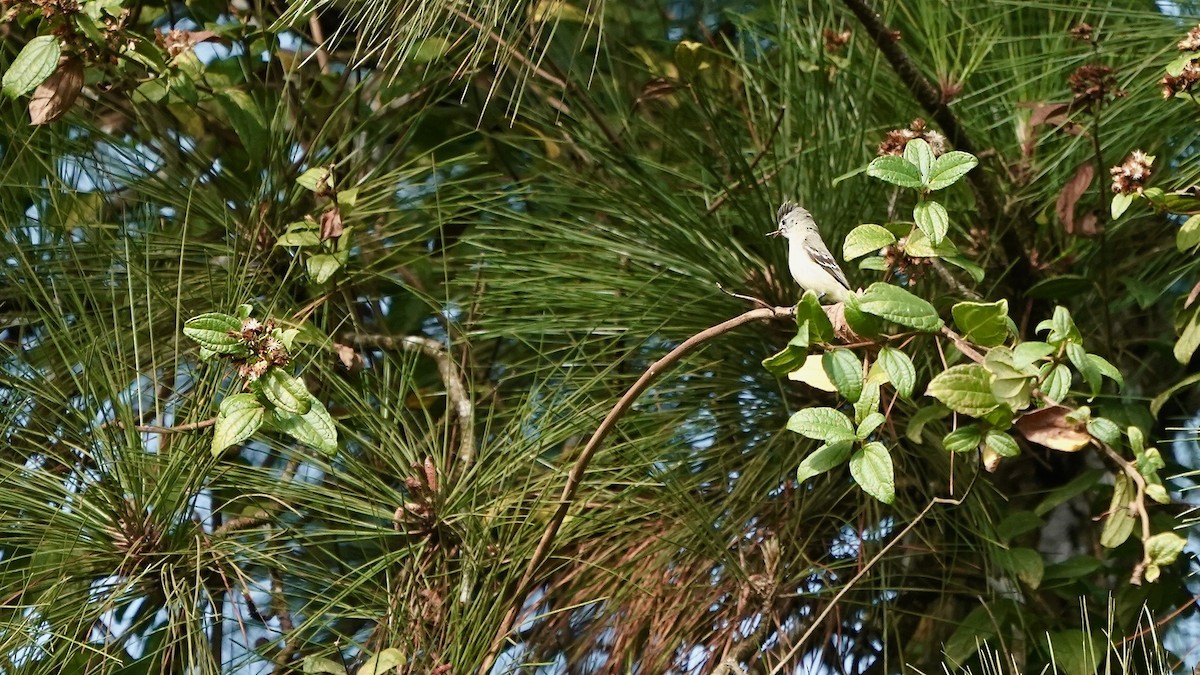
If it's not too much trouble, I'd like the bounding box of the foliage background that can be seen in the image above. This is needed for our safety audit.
[1,0,1199,673]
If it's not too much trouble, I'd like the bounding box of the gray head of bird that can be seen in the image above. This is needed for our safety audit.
[766,201,818,240]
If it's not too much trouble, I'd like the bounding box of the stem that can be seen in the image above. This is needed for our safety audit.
[480,304,798,671]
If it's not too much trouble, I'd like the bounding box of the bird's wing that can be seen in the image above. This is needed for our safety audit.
[804,236,852,290]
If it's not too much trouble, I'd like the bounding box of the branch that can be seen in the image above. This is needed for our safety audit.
[107,417,217,434]
[342,334,476,472]
[939,325,986,363]
[1098,442,1153,585]
[840,0,1040,295]
[481,304,797,671]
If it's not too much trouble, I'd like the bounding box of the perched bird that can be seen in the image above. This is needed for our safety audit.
[767,202,852,303]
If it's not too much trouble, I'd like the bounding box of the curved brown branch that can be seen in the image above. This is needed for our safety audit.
[341,334,475,471]
[481,304,797,671]
[111,417,217,434]
[1098,442,1154,585]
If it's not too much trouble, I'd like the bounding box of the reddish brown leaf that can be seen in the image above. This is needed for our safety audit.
[1186,280,1200,309]
[28,58,83,125]
[1015,405,1091,452]
[319,208,344,240]
[1056,163,1094,235]
[1019,101,1084,157]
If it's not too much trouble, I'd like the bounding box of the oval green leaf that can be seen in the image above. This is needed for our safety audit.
[913,200,949,246]
[785,407,855,442]
[850,441,895,504]
[866,155,923,189]
[858,283,944,332]
[3,36,61,98]
[213,393,265,455]
[260,368,312,415]
[274,401,338,455]
[877,346,916,398]
[926,363,1000,416]
[822,348,863,402]
[183,312,248,355]
[843,224,897,260]
[927,151,978,191]
[796,440,853,484]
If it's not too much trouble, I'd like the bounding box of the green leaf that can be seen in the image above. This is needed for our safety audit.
[1041,363,1072,403]
[856,412,886,439]
[358,648,406,675]
[942,255,985,282]
[952,300,1010,348]
[795,291,833,343]
[996,511,1042,544]
[214,90,266,164]
[1012,341,1054,370]
[859,256,889,271]
[850,441,895,504]
[857,283,943,332]
[927,151,978,191]
[762,334,809,376]
[877,346,916,398]
[307,253,342,284]
[1086,354,1123,390]
[183,312,249,355]
[1067,343,1100,396]
[905,405,948,443]
[1085,417,1121,447]
[1035,469,1104,517]
[903,138,935,183]
[1026,275,1095,301]
[273,400,338,455]
[842,224,896,260]
[1176,304,1200,364]
[841,293,882,337]
[984,347,1034,411]
[258,368,311,415]
[1111,191,1134,220]
[854,378,881,426]
[276,220,321,247]
[913,200,949,247]
[942,425,982,453]
[926,364,1001,416]
[212,393,265,455]
[1177,214,1200,252]
[1042,556,1102,582]
[1047,630,1104,675]
[995,547,1044,588]
[984,430,1020,458]
[944,604,1004,667]
[302,656,347,674]
[3,36,61,98]
[1144,532,1187,583]
[903,227,958,258]
[1036,306,1082,346]
[795,440,853,484]
[866,155,923,189]
[297,166,332,192]
[786,407,855,442]
[1151,372,1200,417]
[822,349,863,402]
[1101,473,1135,548]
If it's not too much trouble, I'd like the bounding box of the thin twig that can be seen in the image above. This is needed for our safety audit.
[930,260,981,300]
[480,305,798,671]
[939,325,986,363]
[766,495,963,674]
[1098,441,1153,584]
[111,417,217,434]
[342,334,476,472]
[717,283,773,309]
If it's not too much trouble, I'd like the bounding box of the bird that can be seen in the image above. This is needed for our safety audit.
[767,202,852,303]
